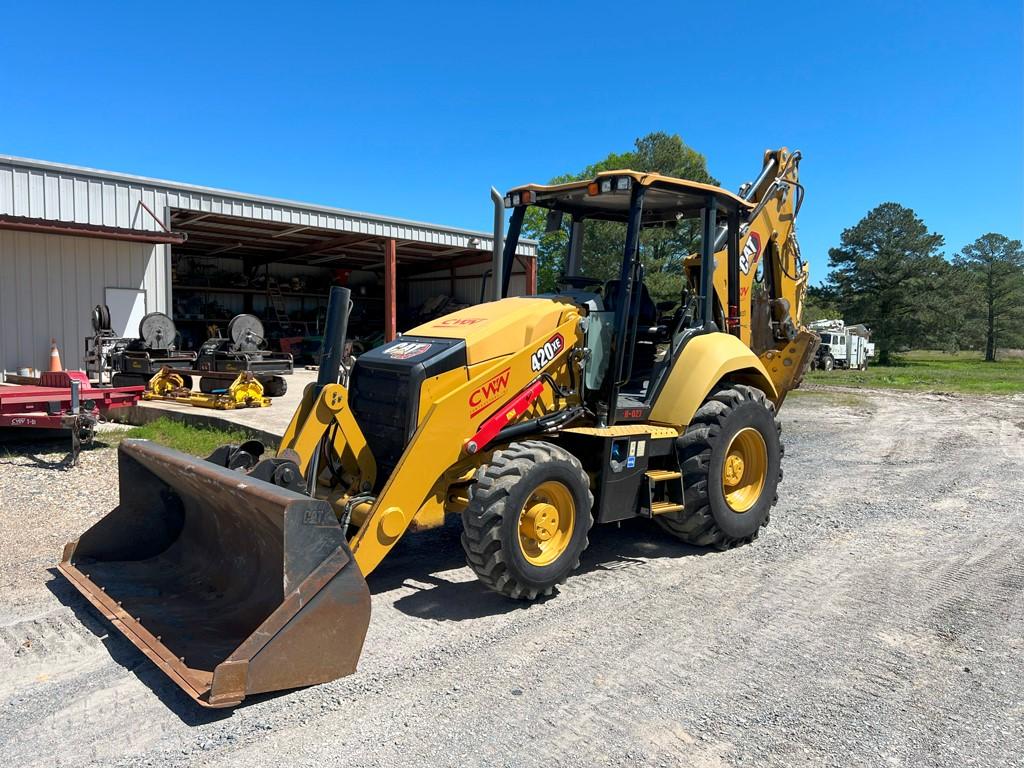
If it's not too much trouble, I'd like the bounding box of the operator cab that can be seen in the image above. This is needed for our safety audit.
[499,171,753,426]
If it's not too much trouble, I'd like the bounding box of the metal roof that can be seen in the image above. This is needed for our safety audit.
[0,155,536,264]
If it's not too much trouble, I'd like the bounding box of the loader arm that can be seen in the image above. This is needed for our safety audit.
[277,381,377,493]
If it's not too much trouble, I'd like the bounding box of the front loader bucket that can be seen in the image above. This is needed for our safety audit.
[58,439,371,708]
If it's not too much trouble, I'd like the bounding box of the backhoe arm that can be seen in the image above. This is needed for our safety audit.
[706,148,817,400]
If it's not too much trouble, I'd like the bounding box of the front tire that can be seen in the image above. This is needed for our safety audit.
[822,354,835,371]
[461,440,594,600]
[657,384,782,549]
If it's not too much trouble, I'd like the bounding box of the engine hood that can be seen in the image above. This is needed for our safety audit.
[404,296,577,365]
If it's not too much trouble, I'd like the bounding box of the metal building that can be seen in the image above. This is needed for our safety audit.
[0,155,537,373]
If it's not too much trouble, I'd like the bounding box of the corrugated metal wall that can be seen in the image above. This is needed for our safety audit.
[0,231,167,371]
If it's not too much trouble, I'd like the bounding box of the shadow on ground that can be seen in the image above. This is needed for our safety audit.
[379,517,706,623]
[45,505,707,720]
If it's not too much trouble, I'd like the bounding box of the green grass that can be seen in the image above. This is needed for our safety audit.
[804,350,1024,395]
[115,417,258,456]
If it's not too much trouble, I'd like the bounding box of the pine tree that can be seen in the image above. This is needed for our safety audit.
[825,203,947,364]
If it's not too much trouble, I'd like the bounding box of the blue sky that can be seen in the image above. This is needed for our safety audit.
[1,1,1020,284]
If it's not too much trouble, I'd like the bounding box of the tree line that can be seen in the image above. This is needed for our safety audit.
[809,207,1023,363]
[524,132,1024,363]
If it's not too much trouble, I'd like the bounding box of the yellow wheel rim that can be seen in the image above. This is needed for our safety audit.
[721,427,768,513]
[518,480,575,567]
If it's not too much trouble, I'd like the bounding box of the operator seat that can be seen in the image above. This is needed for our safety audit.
[603,280,659,331]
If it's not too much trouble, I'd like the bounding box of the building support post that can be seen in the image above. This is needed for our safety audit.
[384,238,397,342]
[523,255,537,295]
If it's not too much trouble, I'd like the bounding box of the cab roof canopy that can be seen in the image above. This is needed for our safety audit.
[506,170,753,225]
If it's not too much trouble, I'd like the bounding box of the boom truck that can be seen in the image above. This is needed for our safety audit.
[59,148,817,708]
[808,319,874,370]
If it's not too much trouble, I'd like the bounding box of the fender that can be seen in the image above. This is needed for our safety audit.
[648,332,778,430]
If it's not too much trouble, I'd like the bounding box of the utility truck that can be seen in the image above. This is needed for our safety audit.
[809,319,873,370]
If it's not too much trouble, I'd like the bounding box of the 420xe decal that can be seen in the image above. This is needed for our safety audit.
[530,333,564,372]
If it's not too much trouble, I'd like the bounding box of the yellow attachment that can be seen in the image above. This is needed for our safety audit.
[225,372,267,407]
[758,328,820,406]
[143,370,270,410]
[146,369,186,396]
[721,427,767,513]
[277,382,376,491]
[518,480,575,566]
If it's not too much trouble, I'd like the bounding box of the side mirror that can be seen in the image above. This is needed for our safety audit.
[544,210,564,234]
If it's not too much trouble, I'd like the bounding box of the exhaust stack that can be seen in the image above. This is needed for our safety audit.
[490,186,504,302]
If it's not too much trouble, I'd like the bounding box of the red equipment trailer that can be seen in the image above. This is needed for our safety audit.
[0,371,143,463]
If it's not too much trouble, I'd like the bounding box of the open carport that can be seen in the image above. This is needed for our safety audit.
[0,155,537,372]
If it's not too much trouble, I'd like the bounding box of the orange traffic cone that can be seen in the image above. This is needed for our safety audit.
[48,338,63,372]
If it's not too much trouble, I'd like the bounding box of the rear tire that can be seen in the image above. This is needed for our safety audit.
[657,384,782,550]
[461,440,593,600]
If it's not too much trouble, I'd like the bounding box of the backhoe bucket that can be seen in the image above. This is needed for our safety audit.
[58,439,371,708]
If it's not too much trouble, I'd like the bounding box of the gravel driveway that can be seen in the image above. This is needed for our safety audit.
[1,389,1022,767]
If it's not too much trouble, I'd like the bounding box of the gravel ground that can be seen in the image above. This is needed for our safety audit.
[0,389,1022,767]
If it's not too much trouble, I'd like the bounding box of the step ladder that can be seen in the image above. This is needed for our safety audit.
[641,469,684,517]
[267,283,290,324]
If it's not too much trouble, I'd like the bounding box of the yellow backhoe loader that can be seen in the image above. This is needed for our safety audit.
[59,148,817,708]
